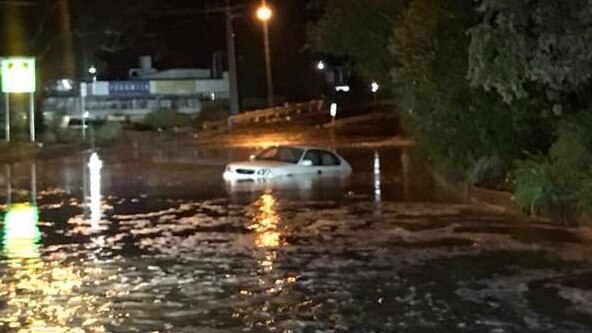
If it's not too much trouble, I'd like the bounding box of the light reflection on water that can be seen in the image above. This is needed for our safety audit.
[374,150,382,202]
[2,204,40,260]
[251,192,283,249]
[0,155,111,332]
[1,203,109,332]
[88,152,103,230]
[0,146,479,331]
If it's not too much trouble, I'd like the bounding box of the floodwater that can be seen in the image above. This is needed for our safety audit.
[1,141,592,332]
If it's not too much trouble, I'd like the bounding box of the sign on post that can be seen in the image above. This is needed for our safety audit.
[1,57,36,93]
[1,57,36,143]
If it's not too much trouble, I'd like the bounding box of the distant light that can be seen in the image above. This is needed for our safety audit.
[61,79,73,91]
[88,66,97,75]
[330,103,338,117]
[335,85,350,92]
[210,92,216,101]
[371,81,380,93]
[256,5,273,22]
[83,111,90,118]
[317,61,325,70]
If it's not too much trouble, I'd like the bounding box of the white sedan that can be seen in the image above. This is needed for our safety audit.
[223,146,352,180]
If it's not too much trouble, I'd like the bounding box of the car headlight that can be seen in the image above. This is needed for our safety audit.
[257,169,273,177]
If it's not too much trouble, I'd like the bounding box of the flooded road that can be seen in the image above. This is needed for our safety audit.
[1,142,592,332]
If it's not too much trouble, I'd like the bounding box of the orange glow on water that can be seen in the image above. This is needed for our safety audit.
[1,204,110,331]
[250,193,283,248]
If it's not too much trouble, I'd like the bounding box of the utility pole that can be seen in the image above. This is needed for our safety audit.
[154,3,243,116]
[225,0,240,116]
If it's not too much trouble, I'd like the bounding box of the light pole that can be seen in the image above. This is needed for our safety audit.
[256,1,274,107]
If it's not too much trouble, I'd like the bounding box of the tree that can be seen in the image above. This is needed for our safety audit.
[305,0,406,87]
[390,0,535,182]
[468,0,592,103]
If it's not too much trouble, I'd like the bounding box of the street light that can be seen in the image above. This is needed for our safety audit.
[371,81,380,93]
[256,1,274,107]
[316,60,325,71]
[88,65,97,82]
[371,81,380,108]
[256,4,272,21]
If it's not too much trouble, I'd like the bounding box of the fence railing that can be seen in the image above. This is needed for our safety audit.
[227,100,324,127]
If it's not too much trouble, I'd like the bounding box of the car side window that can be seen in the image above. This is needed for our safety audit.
[257,147,279,160]
[303,150,322,166]
[319,150,341,166]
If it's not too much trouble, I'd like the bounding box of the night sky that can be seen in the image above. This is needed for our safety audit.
[0,0,324,102]
[148,0,322,102]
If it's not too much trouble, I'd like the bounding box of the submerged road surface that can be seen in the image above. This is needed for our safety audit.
[1,142,592,332]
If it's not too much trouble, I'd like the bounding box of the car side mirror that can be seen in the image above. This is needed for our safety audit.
[301,159,313,166]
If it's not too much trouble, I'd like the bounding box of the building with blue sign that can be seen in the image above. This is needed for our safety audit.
[43,56,230,126]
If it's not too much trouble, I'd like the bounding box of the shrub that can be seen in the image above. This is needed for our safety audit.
[512,112,592,220]
[95,121,123,143]
[144,108,192,130]
[513,156,556,216]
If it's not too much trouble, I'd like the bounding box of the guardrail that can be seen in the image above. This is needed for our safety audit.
[228,100,324,127]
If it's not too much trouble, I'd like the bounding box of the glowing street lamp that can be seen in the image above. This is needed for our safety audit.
[88,65,97,82]
[371,81,380,93]
[371,81,380,108]
[256,1,274,107]
[316,60,326,71]
[256,4,273,21]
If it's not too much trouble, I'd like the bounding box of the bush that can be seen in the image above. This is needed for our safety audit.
[513,156,556,216]
[144,108,192,130]
[513,112,592,220]
[95,121,122,143]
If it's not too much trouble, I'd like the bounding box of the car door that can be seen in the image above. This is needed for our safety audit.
[301,149,342,174]
[317,150,344,173]
[300,149,322,174]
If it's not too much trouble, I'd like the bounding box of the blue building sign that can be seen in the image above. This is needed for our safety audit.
[109,81,150,96]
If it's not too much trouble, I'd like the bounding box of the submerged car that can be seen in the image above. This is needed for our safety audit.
[223,146,352,180]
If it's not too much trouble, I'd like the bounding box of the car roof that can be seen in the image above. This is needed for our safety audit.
[274,145,331,151]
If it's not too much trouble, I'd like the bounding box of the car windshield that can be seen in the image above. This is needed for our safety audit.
[254,147,305,164]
